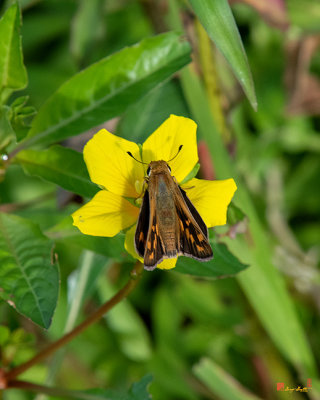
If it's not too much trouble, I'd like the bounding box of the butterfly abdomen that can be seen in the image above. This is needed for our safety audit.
[155,176,179,257]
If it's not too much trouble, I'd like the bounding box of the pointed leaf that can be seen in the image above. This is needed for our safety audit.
[16,145,99,198]
[194,358,262,400]
[0,213,59,328]
[23,32,191,148]
[0,3,27,99]
[188,0,257,109]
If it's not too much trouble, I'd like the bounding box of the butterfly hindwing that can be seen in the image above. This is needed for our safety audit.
[178,187,208,238]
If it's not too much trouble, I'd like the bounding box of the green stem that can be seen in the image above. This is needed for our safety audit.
[5,261,143,383]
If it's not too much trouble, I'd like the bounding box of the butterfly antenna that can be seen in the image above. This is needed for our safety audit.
[127,151,148,165]
[167,145,183,163]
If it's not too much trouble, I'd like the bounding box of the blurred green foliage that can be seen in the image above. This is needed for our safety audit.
[0,0,319,399]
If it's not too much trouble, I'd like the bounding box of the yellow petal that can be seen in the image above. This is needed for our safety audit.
[142,115,198,183]
[157,258,177,270]
[183,178,237,228]
[84,129,145,198]
[125,225,177,270]
[72,190,139,236]
[124,224,143,263]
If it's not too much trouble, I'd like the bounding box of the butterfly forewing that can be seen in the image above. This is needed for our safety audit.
[135,189,166,270]
[178,187,208,238]
[175,188,213,261]
[143,214,165,270]
[134,190,150,258]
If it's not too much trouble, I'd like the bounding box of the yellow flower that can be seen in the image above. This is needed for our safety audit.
[72,115,237,270]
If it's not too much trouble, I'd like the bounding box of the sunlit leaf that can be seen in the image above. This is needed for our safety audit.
[194,358,261,400]
[22,32,191,148]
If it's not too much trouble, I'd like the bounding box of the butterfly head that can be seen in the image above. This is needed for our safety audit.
[127,145,183,178]
[147,160,171,176]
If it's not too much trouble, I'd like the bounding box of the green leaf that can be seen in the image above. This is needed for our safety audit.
[47,216,130,261]
[0,3,27,101]
[0,212,59,328]
[188,0,257,110]
[193,358,261,400]
[180,162,200,185]
[16,145,99,198]
[175,239,248,278]
[22,31,191,148]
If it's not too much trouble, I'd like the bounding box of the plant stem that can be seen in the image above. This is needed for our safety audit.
[5,261,143,382]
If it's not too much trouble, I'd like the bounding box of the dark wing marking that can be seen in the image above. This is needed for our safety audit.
[134,190,150,258]
[175,188,213,261]
[143,215,165,270]
[178,187,208,238]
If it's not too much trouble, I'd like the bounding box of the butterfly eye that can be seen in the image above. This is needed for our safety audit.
[167,165,171,173]
[147,166,151,176]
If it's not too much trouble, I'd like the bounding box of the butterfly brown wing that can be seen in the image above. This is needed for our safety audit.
[175,187,213,261]
[143,213,166,270]
[134,190,150,258]
[135,187,167,270]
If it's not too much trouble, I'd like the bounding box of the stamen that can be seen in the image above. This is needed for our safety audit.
[135,180,143,195]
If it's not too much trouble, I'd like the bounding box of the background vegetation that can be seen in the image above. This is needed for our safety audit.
[0,0,319,399]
